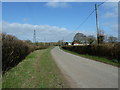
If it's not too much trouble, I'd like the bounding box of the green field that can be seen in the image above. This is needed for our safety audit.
[2,47,69,88]
[61,47,120,67]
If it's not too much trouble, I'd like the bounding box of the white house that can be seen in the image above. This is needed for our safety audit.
[68,42,72,45]
[73,42,81,46]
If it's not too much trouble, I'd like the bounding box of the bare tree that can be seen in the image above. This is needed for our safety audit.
[108,36,117,43]
[58,40,64,46]
[98,29,105,44]
[73,33,87,44]
[87,35,96,44]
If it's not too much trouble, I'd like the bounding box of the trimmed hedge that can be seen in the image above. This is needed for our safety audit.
[2,34,34,73]
[34,45,49,50]
[62,44,120,62]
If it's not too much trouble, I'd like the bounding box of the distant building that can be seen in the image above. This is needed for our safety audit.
[73,42,81,46]
[68,42,71,45]
[73,42,89,46]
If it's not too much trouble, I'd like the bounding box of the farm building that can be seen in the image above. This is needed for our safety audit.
[68,42,72,45]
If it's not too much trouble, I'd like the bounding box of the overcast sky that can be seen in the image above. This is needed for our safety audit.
[2,2,118,42]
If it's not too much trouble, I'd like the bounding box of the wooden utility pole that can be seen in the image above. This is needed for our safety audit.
[95,4,99,44]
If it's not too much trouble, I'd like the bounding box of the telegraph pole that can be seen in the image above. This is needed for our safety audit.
[95,4,99,44]
[33,30,36,43]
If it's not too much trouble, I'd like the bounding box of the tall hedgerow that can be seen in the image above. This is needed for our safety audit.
[2,34,34,73]
[62,43,120,62]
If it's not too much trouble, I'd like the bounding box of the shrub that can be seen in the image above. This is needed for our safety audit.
[2,34,34,73]
[35,46,49,50]
[62,43,120,61]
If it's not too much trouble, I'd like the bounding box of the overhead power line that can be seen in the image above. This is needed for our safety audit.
[64,9,96,41]
[74,1,107,31]
[74,9,95,31]
[64,9,95,41]
[98,2,105,7]
[64,1,107,42]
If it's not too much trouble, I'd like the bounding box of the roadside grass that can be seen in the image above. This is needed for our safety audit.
[2,47,69,88]
[60,47,120,67]
[0,76,1,90]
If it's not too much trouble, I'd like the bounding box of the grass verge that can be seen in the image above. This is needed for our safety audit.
[60,47,120,67]
[2,47,69,88]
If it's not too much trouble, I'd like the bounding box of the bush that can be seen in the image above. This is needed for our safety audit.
[62,44,120,61]
[2,34,34,73]
[34,45,49,50]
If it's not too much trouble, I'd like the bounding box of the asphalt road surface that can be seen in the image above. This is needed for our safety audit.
[51,46,118,88]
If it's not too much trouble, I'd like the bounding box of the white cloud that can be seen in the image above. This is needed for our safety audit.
[23,18,29,22]
[110,24,118,31]
[101,2,118,37]
[102,2,118,18]
[104,12,118,18]
[103,2,118,9]
[2,21,75,42]
[103,22,118,32]
[45,2,71,8]
[2,21,97,42]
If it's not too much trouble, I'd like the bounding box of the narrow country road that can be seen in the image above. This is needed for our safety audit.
[51,46,118,88]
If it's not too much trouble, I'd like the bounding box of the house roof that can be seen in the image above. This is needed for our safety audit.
[74,42,80,44]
